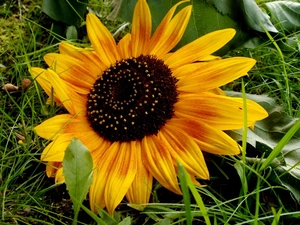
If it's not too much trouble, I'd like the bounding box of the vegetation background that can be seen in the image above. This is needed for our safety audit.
[1,0,300,224]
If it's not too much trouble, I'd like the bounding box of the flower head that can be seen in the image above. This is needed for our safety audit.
[31,0,268,215]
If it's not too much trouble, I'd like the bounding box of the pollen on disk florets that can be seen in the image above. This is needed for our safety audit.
[86,55,178,142]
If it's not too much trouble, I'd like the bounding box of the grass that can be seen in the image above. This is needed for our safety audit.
[1,0,300,224]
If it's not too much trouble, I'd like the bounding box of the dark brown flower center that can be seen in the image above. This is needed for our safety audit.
[86,55,178,142]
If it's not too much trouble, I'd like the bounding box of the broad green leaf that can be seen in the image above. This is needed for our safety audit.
[42,0,88,26]
[262,1,300,33]
[63,138,93,223]
[274,163,300,203]
[210,0,278,32]
[66,25,78,41]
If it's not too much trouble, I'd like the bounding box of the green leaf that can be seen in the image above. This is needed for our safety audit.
[118,217,132,225]
[210,0,278,32]
[236,0,278,33]
[63,138,93,223]
[153,218,171,225]
[42,0,88,26]
[274,162,300,203]
[66,25,78,41]
[97,208,119,225]
[262,1,300,33]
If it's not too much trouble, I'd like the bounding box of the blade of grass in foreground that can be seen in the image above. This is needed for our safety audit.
[178,162,192,225]
[178,163,211,225]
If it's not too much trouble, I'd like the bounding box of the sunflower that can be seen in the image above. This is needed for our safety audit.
[31,0,268,215]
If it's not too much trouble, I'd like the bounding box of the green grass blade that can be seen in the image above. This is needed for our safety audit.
[178,163,211,225]
[178,162,192,225]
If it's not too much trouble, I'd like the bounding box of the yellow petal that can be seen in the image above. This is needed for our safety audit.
[55,167,65,184]
[86,13,120,66]
[177,57,256,92]
[45,69,86,115]
[44,53,94,94]
[200,55,221,61]
[126,141,153,206]
[89,164,106,212]
[89,142,116,213]
[159,124,209,180]
[35,114,82,140]
[41,134,73,161]
[117,33,131,59]
[131,0,151,56]
[90,142,137,215]
[165,29,236,68]
[149,4,192,57]
[209,88,225,95]
[175,92,268,130]
[172,63,201,79]
[104,142,137,215]
[167,118,241,155]
[30,67,60,103]
[59,41,106,76]
[45,161,61,178]
[41,130,106,162]
[142,135,181,194]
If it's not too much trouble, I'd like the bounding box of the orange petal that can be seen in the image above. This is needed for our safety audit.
[90,142,137,215]
[86,13,120,66]
[159,124,209,179]
[126,141,153,206]
[59,41,106,76]
[177,57,256,92]
[167,118,241,155]
[118,33,131,59]
[55,167,65,184]
[165,29,236,68]
[40,130,106,162]
[45,69,86,115]
[34,114,104,153]
[104,142,137,215]
[30,67,60,103]
[131,0,151,56]
[148,4,192,57]
[45,161,61,178]
[142,135,181,194]
[44,53,95,94]
[89,164,107,212]
[175,92,268,130]
[41,134,73,161]
[34,114,87,140]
